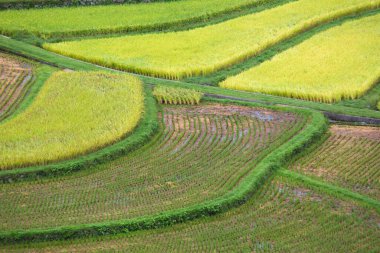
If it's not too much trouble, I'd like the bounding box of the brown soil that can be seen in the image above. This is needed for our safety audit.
[331,125,380,141]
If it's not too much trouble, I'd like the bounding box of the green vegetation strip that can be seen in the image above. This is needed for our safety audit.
[43,0,380,79]
[0,0,178,9]
[2,175,378,252]
[0,82,157,183]
[1,36,379,119]
[0,0,270,38]
[0,98,328,243]
[278,169,380,212]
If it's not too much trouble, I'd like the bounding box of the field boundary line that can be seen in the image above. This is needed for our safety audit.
[205,94,380,125]
[0,84,159,183]
[278,169,380,212]
[0,98,328,243]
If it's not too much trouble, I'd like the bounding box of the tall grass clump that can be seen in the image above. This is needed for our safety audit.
[153,85,203,105]
[44,0,380,79]
[0,71,144,170]
[221,13,380,103]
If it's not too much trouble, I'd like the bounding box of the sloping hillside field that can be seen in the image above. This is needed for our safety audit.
[0,0,380,251]
[0,104,306,231]
[0,0,266,38]
[0,71,143,169]
[43,0,380,79]
[290,125,380,199]
[3,176,379,252]
[0,53,33,121]
[221,13,380,102]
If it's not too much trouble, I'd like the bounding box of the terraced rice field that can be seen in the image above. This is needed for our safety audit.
[0,71,143,169]
[4,175,379,252]
[289,125,380,200]
[0,104,306,231]
[0,0,266,38]
[43,0,380,79]
[221,13,380,103]
[1,0,380,250]
[0,53,33,121]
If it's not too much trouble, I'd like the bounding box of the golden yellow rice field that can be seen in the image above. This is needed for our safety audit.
[220,13,380,103]
[0,71,144,170]
[43,0,380,80]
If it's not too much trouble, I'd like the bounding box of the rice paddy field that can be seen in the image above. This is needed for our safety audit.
[3,175,379,252]
[220,13,380,102]
[1,0,380,251]
[0,53,33,121]
[0,104,306,231]
[43,0,380,79]
[0,0,267,38]
[289,125,380,200]
[0,71,143,169]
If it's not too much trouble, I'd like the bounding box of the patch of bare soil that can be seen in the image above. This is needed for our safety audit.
[331,125,380,141]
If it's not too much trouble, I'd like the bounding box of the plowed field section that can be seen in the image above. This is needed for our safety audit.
[0,104,305,231]
[5,176,378,252]
[290,125,380,199]
[0,53,32,121]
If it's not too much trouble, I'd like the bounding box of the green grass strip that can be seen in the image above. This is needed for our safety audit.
[1,36,379,119]
[0,84,159,183]
[278,169,380,213]
[0,97,328,243]
[0,0,177,10]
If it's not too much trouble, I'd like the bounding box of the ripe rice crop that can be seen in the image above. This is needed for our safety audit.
[4,176,379,252]
[44,0,380,79]
[0,104,305,231]
[0,53,33,121]
[0,0,266,38]
[221,14,380,103]
[0,71,143,170]
[289,125,380,199]
[153,85,203,105]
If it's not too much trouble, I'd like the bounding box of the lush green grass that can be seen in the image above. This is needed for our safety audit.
[153,85,203,105]
[0,52,34,121]
[0,103,305,231]
[0,0,268,38]
[43,0,380,79]
[289,125,380,199]
[3,175,378,252]
[0,71,144,170]
[221,14,380,103]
